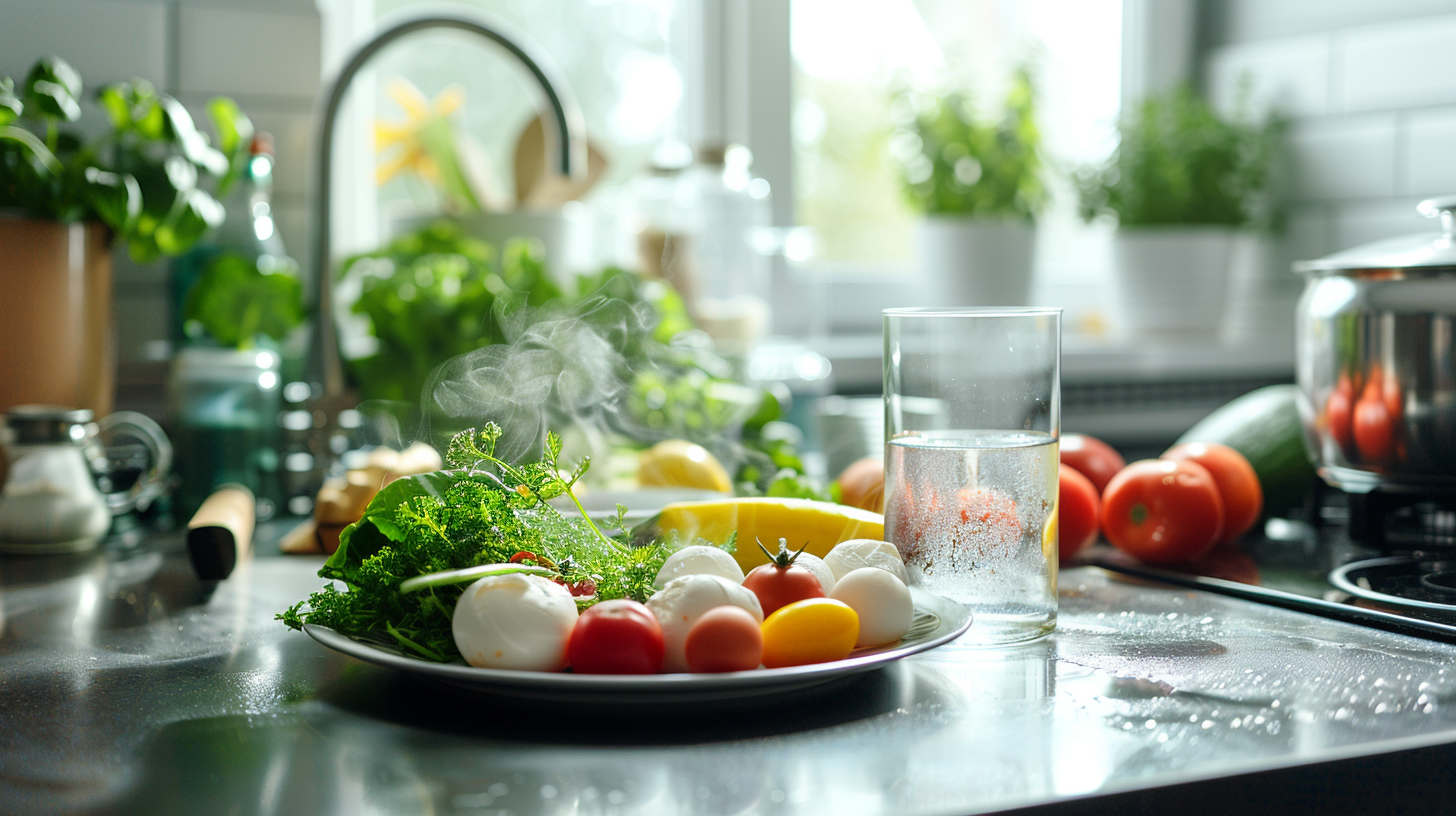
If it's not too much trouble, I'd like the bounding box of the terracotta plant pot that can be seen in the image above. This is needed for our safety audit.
[0,217,114,415]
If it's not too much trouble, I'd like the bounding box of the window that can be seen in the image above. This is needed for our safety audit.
[790,0,1124,329]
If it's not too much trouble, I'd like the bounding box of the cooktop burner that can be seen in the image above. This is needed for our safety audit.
[1330,556,1456,619]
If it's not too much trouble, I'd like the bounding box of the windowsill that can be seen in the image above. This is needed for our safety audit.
[810,327,1297,394]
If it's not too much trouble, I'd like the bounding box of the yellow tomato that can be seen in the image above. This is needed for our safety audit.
[760,598,859,668]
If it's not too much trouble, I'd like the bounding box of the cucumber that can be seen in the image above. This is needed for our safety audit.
[1176,384,1318,518]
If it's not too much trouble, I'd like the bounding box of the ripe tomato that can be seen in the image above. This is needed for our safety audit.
[1161,442,1263,545]
[1101,459,1224,565]
[955,486,1023,558]
[1353,380,1397,463]
[1057,464,1100,561]
[836,456,886,513]
[742,540,827,616]
[1325,381,1354,458]
[684,605,763,673]
[567,599,665,675]
[1060,433,1125,493]
[760,598,859,668]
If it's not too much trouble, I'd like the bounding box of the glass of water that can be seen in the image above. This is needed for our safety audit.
[882,307,1060,644]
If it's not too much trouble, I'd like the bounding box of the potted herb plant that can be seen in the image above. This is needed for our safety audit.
[0,55,252,415]
[892,67,1046,307]
[1077,86,1282,337]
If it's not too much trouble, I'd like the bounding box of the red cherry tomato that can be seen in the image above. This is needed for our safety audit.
[567,599,665,675]
[1101,459,1224,565]
[1326,383,1354,458]
[1161,442,1263,545]
[956,486,1023,558]
[1353,380,1397,463]
[684,606,764,673]
[1060,433,1125,494]
[742,542,826,617]
[1057,464,1100,561]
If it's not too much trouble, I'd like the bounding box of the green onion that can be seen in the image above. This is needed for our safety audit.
[399,563,555,594]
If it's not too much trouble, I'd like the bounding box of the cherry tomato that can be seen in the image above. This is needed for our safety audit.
[1060,433,1125,494]
[955,487,1023,558]
[1101,459,1224,565]
[760,598,859,668]
[1353,380,1397,463]
[1057,464,1100,561]
[567,599,665,675]
[684,606,763,673]
[742,541,826,617]
[1161,442,1263,545]
[1326,382,1354,458]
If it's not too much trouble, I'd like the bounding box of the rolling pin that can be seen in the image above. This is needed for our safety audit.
[187,484,255,580]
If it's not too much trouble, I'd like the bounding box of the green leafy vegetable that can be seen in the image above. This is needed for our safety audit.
[279,422,675,662]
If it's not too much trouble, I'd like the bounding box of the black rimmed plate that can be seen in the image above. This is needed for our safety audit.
[304,588,971,704]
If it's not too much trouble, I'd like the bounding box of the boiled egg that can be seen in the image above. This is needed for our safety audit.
[829,566,914,647]
[793,551,837,595]
[452,572,579,671]
[646,574,763,672]
[824,538,908,585]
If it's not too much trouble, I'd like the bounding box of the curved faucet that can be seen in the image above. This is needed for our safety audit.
[308,11,586,400]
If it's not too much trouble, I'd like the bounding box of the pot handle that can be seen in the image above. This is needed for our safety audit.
[1417,196,1456,241]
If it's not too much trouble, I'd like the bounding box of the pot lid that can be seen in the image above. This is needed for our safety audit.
[1294,196,1456,273]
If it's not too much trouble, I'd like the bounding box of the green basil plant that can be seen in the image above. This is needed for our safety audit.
[0,55,253,261]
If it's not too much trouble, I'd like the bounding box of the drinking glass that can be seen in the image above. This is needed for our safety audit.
[883,307,1060,644]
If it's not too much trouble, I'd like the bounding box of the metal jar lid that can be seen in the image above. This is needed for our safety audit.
[1294,195,1456,275]
[4,405,94,445]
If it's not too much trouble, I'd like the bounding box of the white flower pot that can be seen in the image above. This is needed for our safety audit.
[1112,227,1238,337]
[914,218,1036,307]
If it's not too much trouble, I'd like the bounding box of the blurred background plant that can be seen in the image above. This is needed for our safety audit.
[890,66,1046,220]
[0,55,253,261]
[342,220,824,499]
[1076,85,1284,228]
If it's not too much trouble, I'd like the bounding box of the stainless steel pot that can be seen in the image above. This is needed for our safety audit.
[1295,196,1456,493]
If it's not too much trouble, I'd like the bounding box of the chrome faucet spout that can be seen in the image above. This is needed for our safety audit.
[307,12,585,400]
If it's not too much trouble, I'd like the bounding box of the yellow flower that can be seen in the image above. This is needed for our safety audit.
[375,78,467,187]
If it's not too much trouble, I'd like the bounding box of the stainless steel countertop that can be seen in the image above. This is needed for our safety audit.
[4,527,1456,815]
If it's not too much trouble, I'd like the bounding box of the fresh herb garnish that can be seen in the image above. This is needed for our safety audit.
[279,422,672,662]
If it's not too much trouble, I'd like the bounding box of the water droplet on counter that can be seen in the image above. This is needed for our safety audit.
[540,785,557,800]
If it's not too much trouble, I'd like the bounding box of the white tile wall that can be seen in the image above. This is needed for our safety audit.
[0,0,168,92]
[1205,8,1456,258]
[1286,115,1398,201]
[177,6,320,99]
[1338,16,1456,114]
[1332,199,1433,248]
[1403,107,1456,197]
[1206,34,1331,118]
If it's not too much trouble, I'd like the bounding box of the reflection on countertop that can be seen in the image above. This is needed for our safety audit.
[3,526,1456,815]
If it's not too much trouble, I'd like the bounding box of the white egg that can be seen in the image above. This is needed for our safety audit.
[825,538,908,585]
[647,574,763,672]
[793,551,836,595]
[654,544,745,588]
[830,567,914,647]
[452,572,578,671]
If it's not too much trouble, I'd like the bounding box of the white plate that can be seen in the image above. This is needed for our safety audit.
[304,588,971,704]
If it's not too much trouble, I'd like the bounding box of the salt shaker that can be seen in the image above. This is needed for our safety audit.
[0,407,112,553]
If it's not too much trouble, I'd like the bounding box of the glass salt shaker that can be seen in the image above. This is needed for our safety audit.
[0,407,113,553]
